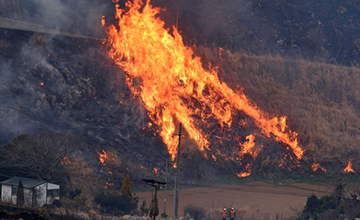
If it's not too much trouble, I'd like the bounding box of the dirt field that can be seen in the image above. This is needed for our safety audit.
[136,181,332,220]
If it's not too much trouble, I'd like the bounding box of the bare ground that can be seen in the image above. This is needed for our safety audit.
[136,181,332,220]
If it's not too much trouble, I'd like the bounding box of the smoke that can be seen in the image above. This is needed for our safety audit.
[0,0,113,37]
[150,0,275,52]
[33,0,112,36]
[0,14,154,152]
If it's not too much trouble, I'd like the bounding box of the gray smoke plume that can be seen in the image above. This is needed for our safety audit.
[0,0,112,37]
[0,0,156,148]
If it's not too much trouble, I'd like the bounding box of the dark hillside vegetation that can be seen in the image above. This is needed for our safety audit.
[152,0,360,66]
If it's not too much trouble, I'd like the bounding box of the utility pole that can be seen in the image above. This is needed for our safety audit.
[173,123,182,220]
[164,159,168,216]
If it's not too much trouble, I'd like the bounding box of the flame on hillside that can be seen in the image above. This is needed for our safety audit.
[312,158,326,172]
[97,149,118,188]
[237,163,251,178]
[61,156,71,165]
[106,0,304,172]
[344,160,354,173]
[101,15,106,27]
[97,149,118,165]
[238,134,259,159]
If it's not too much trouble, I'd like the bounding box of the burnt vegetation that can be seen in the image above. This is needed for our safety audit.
[1,0,360,218]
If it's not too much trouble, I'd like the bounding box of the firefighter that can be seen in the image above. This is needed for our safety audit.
[222,208,227,220]
[230,208,236,220]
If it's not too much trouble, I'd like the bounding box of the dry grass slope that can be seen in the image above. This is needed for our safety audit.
[196,46,360,171]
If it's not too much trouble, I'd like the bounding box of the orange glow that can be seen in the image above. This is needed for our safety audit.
[101,15,106,27]
[344,161,355,173]
[97,149,118,165]
[97,149,118,188]
[106,0,304,162]
[61,156,71,165]
[278,159,284,168]
[211,154,217,161]
[311,161,319,172]
[154,167,158,174]
[40,82,44,86]
[237,163,251,178]
[97,149,108,165]
[312,159,327,172]
[237,172,251,178]
[105,181,114,189]
[239,134,259,159]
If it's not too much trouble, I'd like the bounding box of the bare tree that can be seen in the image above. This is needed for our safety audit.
[0,132,80,184]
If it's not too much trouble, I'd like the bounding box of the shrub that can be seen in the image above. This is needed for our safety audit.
[303,194,322,218]
[161,212,168,219]
[183,204,205,220]
[140,200,150,216]
[94,190,138,215]
[120,174,132,198]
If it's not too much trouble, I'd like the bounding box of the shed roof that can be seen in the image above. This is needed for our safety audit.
[1,177,47,188]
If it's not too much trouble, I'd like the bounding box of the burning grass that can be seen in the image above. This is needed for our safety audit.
[106,0,305,180]
[103,0,360,177]
[1,0,360,185]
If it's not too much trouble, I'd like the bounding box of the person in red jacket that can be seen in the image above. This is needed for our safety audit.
[230,208,236,220]
[222,208,227,220]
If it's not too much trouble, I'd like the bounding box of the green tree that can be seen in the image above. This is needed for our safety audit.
[94,190,138,215]
[16,180,24,207]
[303,194,322,219]
[120,174,132,198]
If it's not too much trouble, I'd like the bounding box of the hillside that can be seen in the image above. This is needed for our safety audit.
[0,0,360,188]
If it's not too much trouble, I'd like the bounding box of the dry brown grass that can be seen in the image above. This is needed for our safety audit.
[194,46,360,170]
[204,204,281,220]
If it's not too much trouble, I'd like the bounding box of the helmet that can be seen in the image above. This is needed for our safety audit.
[231,208,234,210]
[224,208,226,211]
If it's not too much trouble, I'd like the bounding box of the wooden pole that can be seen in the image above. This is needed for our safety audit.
[174,123,182,220]
[153,187,158,220]
[164,159,168,216]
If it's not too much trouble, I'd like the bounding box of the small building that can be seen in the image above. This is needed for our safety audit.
[1,177,60,207]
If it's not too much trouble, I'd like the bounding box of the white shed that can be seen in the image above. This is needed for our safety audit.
[1,177,60,207]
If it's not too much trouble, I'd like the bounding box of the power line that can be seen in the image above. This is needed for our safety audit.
[0,173,11,178]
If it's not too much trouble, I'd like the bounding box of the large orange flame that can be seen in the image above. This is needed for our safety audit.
[344,161,354,173]
[106,0,304,162]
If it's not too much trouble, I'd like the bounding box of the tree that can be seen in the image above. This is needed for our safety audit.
[16,180,24,207]
[94,190,138,215]
[303,194,322,219]
[0,132,79,184]
[120,174,132,198]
